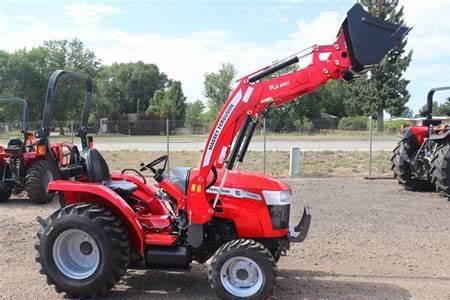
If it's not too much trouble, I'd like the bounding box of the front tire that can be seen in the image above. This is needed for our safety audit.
[34,203,131,298]
[25,160,55,204]
[208,239,276,299]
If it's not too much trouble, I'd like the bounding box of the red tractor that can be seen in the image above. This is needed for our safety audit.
[392,87,450,198]
[34,4,408,299]
[0,70,92,204]
[0,97,60,203]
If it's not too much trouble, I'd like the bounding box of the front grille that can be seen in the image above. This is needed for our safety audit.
[268,204,290,230]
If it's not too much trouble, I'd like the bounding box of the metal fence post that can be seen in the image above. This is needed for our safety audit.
[166,118,170,172]
[368,116,373,178]
[70,120,74,144]
[263,116,267,174]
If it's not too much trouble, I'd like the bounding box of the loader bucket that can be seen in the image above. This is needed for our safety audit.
[341,4,411,80]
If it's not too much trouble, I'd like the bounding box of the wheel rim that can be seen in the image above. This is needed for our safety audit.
[220,256,264,297]
[52,229,100,280]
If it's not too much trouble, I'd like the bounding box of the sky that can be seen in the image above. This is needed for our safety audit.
[1,0,449,115]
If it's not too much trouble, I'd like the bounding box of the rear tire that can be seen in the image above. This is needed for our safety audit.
[34,203,131,298]
[391,139,431,191]
[431,142,450,199]
[209,239,276,299]
[25,160,55,204]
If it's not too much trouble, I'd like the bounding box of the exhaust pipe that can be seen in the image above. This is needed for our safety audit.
[340,4,411,81]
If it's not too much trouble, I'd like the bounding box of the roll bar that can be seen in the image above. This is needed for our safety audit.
[426,87,450,119]
[0,97,29,133]
[37,70,93,152]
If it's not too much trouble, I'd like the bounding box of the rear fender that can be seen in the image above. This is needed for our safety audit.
[48,180,145,254]
[398,127,427,145]
[429,130,450,141]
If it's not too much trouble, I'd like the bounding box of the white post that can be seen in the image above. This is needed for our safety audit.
[289,147,300,177]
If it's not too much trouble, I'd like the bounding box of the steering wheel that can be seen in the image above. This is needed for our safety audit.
[140,155,168,180]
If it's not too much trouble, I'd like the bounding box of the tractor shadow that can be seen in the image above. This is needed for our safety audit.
[0,195,59,208]
[100,266,411,300]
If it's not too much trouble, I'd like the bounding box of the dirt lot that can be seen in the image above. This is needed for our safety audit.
[0,177,449,300]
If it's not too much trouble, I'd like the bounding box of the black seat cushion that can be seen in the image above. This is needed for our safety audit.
[5,138,23,155]
[85,149,137,197]
[169,166,191,195]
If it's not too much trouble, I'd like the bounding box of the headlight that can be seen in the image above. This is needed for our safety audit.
[262,190,292,205]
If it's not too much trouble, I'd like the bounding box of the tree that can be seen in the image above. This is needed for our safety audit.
[351,0,412,132]
[400,106,414,118]
[420,101,438,115]
[204,63,237,117]
[185,100,206,132]
[97,61,168,118]
[146,80,187,122]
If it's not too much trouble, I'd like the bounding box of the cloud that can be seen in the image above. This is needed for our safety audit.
[402,0,450,60]
[64,3,121,24]
[0,5,345,103]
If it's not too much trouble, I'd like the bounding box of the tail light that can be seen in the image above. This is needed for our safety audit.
[88,136,94,149]
[37,145,46,155]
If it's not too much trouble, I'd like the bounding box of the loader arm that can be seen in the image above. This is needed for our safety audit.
[186,3,410,224]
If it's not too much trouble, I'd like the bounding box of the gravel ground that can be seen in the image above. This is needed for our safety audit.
[0,177,449,300]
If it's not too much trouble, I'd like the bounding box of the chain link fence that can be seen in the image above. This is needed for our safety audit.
[0,116,399,178]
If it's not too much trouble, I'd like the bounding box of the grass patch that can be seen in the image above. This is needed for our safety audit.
[102,150,392,178]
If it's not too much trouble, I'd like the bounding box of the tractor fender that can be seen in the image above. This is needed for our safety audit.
[398,126,428,145]
[429,130,450,141]
[47,180,145,254]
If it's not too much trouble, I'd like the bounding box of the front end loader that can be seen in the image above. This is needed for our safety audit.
[35,4,409,299]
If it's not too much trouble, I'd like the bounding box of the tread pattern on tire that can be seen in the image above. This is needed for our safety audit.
[391,139,431,191]
[208,238,276,299]
[34,203,131,299]
[430,142,450,199]
[25,160,54,204]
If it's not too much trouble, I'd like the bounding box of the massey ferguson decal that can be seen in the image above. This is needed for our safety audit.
[207,186,262,201]
[202,89,242,167]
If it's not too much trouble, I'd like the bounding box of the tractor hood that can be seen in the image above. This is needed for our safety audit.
[340,4,411,81]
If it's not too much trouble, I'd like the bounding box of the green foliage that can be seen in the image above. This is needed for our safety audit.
[97,61,168,117]
[204,63,236,117]
[145,80,186,122]
[437,100,450,116]
[0,39,101,122]
[185,100,207,131]
[338,116,368,131]
[383,119,412,133]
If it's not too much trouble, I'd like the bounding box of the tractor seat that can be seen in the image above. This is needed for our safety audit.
[5,138,23,155]
[168,166,191,195]
[85,149,137,197]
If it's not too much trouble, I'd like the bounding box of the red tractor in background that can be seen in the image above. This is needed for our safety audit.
[0,97,60,203]
[34,4,408,299]
[0,70,92,204]
[392,86,450,198]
